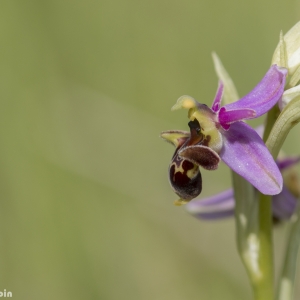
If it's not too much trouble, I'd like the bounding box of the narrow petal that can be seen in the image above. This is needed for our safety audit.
[220,122,283,195]
[277,156,300,171]
[179,145,220,170]
[272,187,297,220]
[218,106,256,127]
[186,189,234,220]
[222,65,287,118]
[211,81,224,112]
[160,130,190,147]
[186,186,297,221]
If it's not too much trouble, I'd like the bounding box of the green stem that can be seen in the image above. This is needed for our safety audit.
[255,193,274,300]
[263,106,280,141]
[264,96,300,299]
[233,106,280,300]
[277,207,300,300]
[233,177,274,300]
[234,90,300,300]
[265,95,300,159]
[252,106,280,299]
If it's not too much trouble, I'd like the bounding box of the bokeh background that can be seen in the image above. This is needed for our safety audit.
[1,1,300,299]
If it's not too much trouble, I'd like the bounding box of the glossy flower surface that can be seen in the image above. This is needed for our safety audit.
[161,65,287,204]
[186,156,300,221]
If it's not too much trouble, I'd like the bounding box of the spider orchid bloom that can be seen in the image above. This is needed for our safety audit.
[161,65,287,205]
[186,156,300,221]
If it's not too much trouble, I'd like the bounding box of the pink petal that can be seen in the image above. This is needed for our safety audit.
[211,81,224,112]
[222,65,287,118]
[186,189,234,220]
[218,106,256,128]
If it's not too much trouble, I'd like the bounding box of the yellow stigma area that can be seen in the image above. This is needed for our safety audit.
[174,199,189,206]
[187,164,199,179]
[171,95,197,111]
[171,95,223,153]
[190,109,223,153]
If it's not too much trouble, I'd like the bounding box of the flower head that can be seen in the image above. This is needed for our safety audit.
[161,65,287,205]
[186,156,300,221]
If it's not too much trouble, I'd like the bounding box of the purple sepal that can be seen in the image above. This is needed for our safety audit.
[277,157,300,171]
[211,81,224,112]
[188,189,233,206]
[255,125,264,138]
[218,106,256,128]
[272,187,297,220]
[197,210,234,220]
[186,187,297,221]
[186,189,234,220]
[220,122,283,195]
[222,65,287,118]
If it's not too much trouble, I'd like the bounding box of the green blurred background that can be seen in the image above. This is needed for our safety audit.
[0,1,300,299]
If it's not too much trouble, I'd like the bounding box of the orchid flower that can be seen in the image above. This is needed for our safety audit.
[186,156,300,221]
[161,65,287,205]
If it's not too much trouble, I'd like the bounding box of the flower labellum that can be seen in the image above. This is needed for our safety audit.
[161,65,287,205]
[161,122,221,205]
